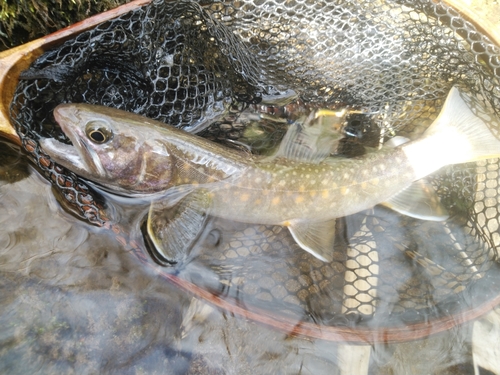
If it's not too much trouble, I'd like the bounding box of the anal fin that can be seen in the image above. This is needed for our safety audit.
[147,191,211,264]
[381,179,448,221]
[287,219,337,262]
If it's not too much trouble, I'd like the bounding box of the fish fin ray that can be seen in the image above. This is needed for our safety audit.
[147,191,211,263]
[383,135,410,148]
[267,111,344,163]
[288,219,337,262]
[426,86,500,163]
[381,179,449,221]
[155,185,199,208]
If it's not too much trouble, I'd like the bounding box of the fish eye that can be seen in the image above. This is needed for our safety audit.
[85,121,112,144]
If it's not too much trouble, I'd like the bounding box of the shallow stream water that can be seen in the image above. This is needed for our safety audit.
[1,135,500,375]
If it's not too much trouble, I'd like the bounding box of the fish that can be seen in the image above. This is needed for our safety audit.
[40,87,500,263]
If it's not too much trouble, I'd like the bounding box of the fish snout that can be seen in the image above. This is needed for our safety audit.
[53,104,80,127]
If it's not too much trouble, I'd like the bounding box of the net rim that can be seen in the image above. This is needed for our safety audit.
[1,0,500,344]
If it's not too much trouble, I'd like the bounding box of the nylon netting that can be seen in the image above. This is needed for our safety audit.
[9,0,500,330]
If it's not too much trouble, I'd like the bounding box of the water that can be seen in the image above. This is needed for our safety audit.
[0,139,499,375]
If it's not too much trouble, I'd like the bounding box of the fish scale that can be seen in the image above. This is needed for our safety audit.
[209,148,413,224]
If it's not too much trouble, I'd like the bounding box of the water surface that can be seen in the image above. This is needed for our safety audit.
[0,140,498,375]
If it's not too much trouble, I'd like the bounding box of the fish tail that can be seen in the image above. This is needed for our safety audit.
[404,86,500,179]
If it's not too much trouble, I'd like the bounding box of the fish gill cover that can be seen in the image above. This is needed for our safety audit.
[8,0,500,337]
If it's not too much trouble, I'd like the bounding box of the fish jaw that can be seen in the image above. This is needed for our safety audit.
[41,104,109,179]
[39,138,86,173]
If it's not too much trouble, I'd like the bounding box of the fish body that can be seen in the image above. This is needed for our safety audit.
[209,148,411,224]
[40,87,500,262]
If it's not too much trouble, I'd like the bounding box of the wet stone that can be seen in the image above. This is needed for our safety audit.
[309,258,324,268]
[330,262,346,274]
[258,276,275,289]
[298,261,312,273]
[225,249,238,259]
[318,279,331,290]
[297,289,309,302]
[236,247,250,257]
[287,267,300,278]
[310,270,323,283]
[271,241,283,250]
[399,300,417,309]
[242,283,260,295]
[307,284,320,294]
[229,241,243,248]
[331,252,347,262]
[285,279,301,293]
[407,287,425,297]
[243,227,256,237]
[320,265,335,278]
[249,245,262,254]
[298,275,312,287]
[256,292,273,302]
[280,294,300,307]
[391,305,406,314]
[271,285,287,299]
[271,271,287,283]
[434,288,453,297]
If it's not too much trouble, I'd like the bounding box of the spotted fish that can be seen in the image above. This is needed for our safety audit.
[40,87,500,263]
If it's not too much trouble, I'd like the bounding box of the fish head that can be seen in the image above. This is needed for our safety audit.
[40,103,174,196]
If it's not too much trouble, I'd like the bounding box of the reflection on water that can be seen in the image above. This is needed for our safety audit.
[0,140,499,375]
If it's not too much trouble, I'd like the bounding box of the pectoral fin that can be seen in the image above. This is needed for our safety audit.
[381,180,449,221]
[287,219,337,262]
[147,191,212,264]
[268,110,344,163]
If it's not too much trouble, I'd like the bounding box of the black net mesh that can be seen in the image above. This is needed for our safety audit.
[9,0,500,333]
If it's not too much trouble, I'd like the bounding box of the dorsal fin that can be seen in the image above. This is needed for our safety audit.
[269,110,345,164]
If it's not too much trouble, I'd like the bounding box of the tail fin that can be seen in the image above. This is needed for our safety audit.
[424,86,500,165]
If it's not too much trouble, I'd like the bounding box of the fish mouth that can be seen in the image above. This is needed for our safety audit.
[39,137,89,174]
[39,104,107,178]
